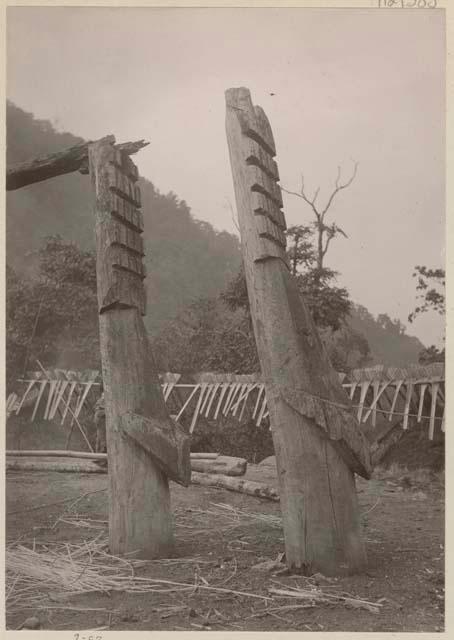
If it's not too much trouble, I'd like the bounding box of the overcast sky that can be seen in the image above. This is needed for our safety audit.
[6,7,445,347]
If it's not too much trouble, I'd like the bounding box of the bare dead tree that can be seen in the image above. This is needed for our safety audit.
[282,161,358,272]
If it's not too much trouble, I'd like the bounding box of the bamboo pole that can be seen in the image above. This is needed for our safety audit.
[36,361,94,452]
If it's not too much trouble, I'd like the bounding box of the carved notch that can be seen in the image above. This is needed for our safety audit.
[225,88,288,266]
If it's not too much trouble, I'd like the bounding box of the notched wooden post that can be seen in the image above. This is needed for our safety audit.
[88,138,190,558]
[225,87,371,575]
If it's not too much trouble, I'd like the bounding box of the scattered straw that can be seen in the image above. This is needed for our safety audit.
[209,503,282,528]
[174,502,282,541]
[362,497,381,516]
[7,488,107,517]
[6,536,271,614]
[268,584,383,613]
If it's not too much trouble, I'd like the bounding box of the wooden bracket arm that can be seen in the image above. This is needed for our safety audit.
[120,412,191,486]
[369,422,404,468]
[280,388,372,479]
[6,136,149,191]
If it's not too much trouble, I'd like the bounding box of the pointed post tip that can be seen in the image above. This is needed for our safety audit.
[225,87,254,111]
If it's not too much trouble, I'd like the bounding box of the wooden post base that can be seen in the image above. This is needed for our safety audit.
[108,439,173,559]
[225,87,370,575]
[271,399,367,576]
[100,308,175,559]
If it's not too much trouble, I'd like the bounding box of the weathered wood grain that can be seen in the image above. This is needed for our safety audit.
[6,135,149,191]
[120,412,191,486]
[191,472,279,501]
[189,456,247,476]
[89,139,189,559]
[225,87,370,575]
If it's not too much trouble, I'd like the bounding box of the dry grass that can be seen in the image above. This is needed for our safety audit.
[6,501,285,615]
[174,502,282,540]
[268,582,383,614]
[6,535,272,614]
[373,463,443,485]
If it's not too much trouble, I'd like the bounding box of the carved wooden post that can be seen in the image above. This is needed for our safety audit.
[225,88,372,575]
[88,138,190,558]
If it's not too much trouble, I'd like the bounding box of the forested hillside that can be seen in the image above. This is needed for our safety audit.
[349,305,424,367]
[6,102,242,337]
[6,101,425,369]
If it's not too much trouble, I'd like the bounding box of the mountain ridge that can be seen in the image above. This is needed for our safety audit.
[6,101,425,364]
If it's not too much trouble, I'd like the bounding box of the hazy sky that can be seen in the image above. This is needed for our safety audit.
[6,7,445,347]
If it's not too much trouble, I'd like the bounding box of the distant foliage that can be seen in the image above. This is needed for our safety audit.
[223,226,352,333]
[141,184,241,338]
[6,236,99,386]
[408,265,445,364]
[349,304,424,367]
[190,416,274,464]
[408,266,445,323]
[418,345,445,365]
[286,224,315,275]
[285,225,351,331]
[6,101,242,339]
[294,267,351,332]
[320,324,372,373]
[283,162,358,273]
[6,266,34,389]
[6,102,429,386]
[376,313,406,337]
[152,296,258,374]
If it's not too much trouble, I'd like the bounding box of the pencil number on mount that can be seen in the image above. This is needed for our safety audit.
[378,0,436,7]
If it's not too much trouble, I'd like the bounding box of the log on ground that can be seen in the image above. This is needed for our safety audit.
[6,454,246,476]
[190,456,247,476]
[191,471,279,501]
[6,449,219,461]
[6,459,105,474]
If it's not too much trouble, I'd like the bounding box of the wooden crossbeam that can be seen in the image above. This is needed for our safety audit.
[6,136,149,191]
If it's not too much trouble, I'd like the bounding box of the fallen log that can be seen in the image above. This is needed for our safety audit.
[189,452,219,459]
[190,456,247,476]
[7,450,106,460]
[6,461,275,502]
[6,459,105,474]
[5,452,242,476]
[191,471,279,501]
[6,450,219,460]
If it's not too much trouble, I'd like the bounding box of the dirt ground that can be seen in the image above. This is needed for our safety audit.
[6,460,444,632]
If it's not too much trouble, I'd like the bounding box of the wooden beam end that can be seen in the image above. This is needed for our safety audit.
[120,412,191,486]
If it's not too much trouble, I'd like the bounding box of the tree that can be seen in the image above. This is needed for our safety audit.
[284,225,352,331]
[377,314,406,336]
[151,171,367,376]
[294,267,351,332]
[408,265,445,364]
[282,162,358,276]
[6,235,100,387]
[280,165,360,331]
[152,296,258,375]
[408,266,445,323]
[286,224,315,276]
[418,345,445,365]
[321,324,372,373]
[6,265,36,389]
